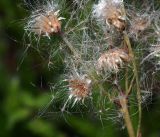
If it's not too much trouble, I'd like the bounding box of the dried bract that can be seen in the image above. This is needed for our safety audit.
[68,74,92,102]
[97,48,130,72]
[129,13,151,38]
[93,0,126,31]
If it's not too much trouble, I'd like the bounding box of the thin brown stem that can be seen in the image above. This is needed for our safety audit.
[120,97,136,137]
[125,67,129,93]
[114,82,136,137]
[124,32,142,137]
[127,76,135,95]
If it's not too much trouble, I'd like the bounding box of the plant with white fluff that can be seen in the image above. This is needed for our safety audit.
[22,1,160,137]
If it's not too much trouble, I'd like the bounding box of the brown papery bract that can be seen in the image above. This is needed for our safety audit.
[33,11,62,36]
[97,48,130,72]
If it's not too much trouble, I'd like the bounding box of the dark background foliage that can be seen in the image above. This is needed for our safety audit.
[0,0,160,137]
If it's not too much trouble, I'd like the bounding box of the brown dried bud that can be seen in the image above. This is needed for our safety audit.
[93,0,126,31]
[68,75,92,101]
[25,9,65,38]
[107,9,126,31]
[34,12,61,35]
[97,48,130,72]
[129,14,151,36]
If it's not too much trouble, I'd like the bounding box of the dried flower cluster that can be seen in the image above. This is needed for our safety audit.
[25,1,65,38]
[97,48,130,72]
[93,0,126,30]
[23,0,160,136]
[129,13,151,38]
[68,74,92,103]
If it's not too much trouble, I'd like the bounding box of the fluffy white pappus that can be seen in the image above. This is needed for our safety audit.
[141,43,160,65]
[92,0,123,19]
[44,0,58,14]
[113,0,123,3]
[73,0,90,9]
[92,0,108,19]
[61,73,92,111]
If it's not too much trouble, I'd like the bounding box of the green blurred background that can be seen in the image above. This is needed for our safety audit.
[0,0,160,137]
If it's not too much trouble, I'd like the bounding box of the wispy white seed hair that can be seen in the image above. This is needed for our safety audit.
[141,43,160,64]
[93,0,109,19]
[73,0,90,9]
[113,0,123,3]
[93,0,123,19]
[44,1,58,13]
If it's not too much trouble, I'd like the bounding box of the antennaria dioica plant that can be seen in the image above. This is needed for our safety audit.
[22,0,160,137]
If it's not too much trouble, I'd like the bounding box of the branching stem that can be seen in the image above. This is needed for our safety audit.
[124,32,142,137]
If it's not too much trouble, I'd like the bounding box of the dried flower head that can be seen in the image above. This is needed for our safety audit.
[25,1,65,38]
[61,74,92,111]
[97,48,130,72]
[67,74,92,103]
[129,13,151,38]
[93,0,126,30]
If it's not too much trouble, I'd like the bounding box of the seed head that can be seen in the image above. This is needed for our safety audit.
[25,1,65,38]
[93,0,126,31]
[129,13,151,38]
[97,48,130,72]
[68,75,92,102]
